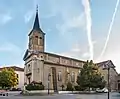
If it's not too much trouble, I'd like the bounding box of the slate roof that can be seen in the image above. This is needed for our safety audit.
[29,6,44,36]
[96,60,114,67]
[96,60,118,74]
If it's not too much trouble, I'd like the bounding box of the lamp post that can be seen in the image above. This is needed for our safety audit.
[103,60,114,99]
[48,73,51,95]
[107,67,110,99]
[103,64,110,99]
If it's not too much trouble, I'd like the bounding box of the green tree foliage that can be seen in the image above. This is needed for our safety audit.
[0,68,18,89]
[76,60,106,91]
[0,68,11,88]
[26,81,44,90]
[8,68,18,87]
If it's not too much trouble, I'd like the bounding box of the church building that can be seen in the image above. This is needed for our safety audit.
[23,7,85,91]
[23,6,119,91]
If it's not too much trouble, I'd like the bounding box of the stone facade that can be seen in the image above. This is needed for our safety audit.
[97,60,118,91]
[23,8,85,90]
[24,51,85,90]
[23,8,118,91]
[117,74,120,91]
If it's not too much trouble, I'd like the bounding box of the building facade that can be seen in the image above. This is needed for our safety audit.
[23,7,118,91]
[0,66,24,89]
[117,74,120,91]
[23,8,85,91]
[97,60,118,91]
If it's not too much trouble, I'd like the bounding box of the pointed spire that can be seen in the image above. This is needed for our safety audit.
[36,5,38,12]
[29,5,44,36]
[33,5,40,30]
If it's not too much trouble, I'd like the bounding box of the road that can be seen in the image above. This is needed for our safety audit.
[0,92,120,99]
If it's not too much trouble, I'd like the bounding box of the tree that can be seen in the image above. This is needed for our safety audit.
[0,68,18,89]
[8,68,18,87]
[76,60,106,91]
[0,68,11,89]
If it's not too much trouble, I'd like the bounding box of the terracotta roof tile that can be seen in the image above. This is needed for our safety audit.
[0,66,24,72]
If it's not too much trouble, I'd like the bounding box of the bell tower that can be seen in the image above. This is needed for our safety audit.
[28,5,45,52]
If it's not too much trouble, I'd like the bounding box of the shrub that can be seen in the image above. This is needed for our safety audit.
[66,82,74,91]
[25,84,33,91]
[26,82,44,91]
[74,85,80,91]
[74,85,85,91]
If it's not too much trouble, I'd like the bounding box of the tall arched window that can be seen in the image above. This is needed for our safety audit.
[38,37,43,45]
[28,64,31,72]
[40,37,43,45]
[33,36,38,45]
[71,72,75,82]
[58,71,62,81]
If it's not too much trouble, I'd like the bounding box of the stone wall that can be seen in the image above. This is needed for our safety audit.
[98,67,118,91]
[43,63,79,90]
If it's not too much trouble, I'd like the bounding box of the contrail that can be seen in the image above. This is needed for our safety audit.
[99,0,120,59]
[82,0,93,60]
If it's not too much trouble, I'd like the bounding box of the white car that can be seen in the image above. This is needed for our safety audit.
[96,88,108,93]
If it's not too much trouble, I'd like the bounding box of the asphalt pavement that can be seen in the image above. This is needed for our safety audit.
[0,92,119,99]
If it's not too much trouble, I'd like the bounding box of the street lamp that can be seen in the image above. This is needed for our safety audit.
[103,60,114,99]
[48,73,51,95]
[107,67,110,99]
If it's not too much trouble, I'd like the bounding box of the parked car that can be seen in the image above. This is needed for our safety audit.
[96,88,108,93]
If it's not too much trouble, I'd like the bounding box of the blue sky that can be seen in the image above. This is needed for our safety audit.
[0,0,120,73]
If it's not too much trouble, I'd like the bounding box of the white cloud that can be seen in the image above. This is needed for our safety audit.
[82,52,90,58]
[38,0,120,74]
[95,51,120,73]
[24,10,34,23]
[0,42,24,66]
[70,43,81,52]
[60,43,82,59]
[56,12,86,35]
[47,0,89,60]
[0,13,12,24]
[0,42,22,53]
[94,34,120,73]
[60,45,90,61]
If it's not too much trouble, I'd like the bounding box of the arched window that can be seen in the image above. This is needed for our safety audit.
[71,72,75,82]
[28,64,31,72]
[58,71,62,81]
[35,36,38,38]
[40,37,43,45]
[34,36,38,45]
[38,37,43,45]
